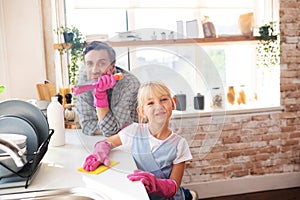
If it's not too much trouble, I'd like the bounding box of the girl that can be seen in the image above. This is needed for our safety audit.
[83,81,197,200]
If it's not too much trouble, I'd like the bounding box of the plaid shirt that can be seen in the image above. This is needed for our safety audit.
[76,67,140,136]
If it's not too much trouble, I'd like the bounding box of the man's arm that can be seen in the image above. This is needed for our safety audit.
[98,73,140,136]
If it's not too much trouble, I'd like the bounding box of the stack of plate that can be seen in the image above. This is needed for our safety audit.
[0,99,50,178]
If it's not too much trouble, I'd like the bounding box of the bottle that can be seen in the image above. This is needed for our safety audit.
[194,93,204,110]
[174,93,186,111]
[47,96,65,147]
[202,16,216,38]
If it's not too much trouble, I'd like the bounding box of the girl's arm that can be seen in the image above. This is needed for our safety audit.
[169,162,185,191]
[106,133,122,148]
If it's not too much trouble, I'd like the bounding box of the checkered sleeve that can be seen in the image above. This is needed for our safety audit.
[76,90,99,135]
[75,67,99,135]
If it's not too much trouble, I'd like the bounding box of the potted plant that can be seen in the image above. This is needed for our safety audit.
[54,25,86,86]
[0,85,4,94]
[256,22,280,68]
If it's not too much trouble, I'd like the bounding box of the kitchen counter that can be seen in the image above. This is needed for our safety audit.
[0,129,149,200]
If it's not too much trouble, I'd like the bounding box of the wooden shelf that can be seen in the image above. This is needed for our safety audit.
[54,35,258,50]
[107,35,258,47]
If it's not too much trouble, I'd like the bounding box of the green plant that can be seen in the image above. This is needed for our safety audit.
[256,22,280,68]
[54,25,86,86]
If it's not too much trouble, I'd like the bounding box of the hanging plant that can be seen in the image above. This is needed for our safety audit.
[256,22,280,68]
[54,25,86,86]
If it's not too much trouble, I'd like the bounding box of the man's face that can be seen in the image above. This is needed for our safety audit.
[85,49,114,81]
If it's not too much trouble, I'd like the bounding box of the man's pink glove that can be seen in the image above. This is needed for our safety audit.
[83,140,111,171]
[94,74,116,108]
[127,170,177,198]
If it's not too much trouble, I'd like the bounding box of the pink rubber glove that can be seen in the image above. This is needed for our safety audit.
[94,74,116,108]
[83,140,111,171]
[127,170,177,198]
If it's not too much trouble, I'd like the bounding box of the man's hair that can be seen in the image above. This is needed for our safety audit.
[83,41,116,64]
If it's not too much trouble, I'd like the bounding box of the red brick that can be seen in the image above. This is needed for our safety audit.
[208,159,230,166]
[226,151,241,158]
[223,136,241,144]
[225,164,243,172]
[282,139,299,146]
[254,154,270,161]
[204,152,224,160]
[262,134,281,141]
[233,170,249,177]
[290,132,300,138]
[243,148,258,156]
[281,126,297,132]
[222,123,241,131]
[202,166,224,174]
[259,146,278,154]
[251,114,270,121]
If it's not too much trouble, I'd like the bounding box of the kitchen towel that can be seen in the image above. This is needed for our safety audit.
[77,160,119,175]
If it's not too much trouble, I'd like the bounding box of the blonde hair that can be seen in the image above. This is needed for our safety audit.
[137,81,174,123]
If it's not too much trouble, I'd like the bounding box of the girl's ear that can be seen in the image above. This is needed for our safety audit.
[137,106,148,123]
[137,106,144,117]
[172,96,176,110]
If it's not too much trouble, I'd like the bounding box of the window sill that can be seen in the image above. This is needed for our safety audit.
[171,106,284,119]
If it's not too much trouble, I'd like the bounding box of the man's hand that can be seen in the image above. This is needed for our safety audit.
[94,74,116,108]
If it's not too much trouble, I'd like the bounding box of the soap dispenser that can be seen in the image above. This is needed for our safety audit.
[47,96,65,147]
[194,93,204,110]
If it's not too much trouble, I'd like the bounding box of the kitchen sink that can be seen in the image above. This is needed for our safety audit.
[0,187,111,200]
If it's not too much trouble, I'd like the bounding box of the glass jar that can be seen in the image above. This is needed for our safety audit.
[227,86,236,105]
[237,85,247,105]
[211,87,223,109]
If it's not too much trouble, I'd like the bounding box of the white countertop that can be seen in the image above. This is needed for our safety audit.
[0,129,149,200]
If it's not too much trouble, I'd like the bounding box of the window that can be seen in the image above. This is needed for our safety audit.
[63,0,280,112]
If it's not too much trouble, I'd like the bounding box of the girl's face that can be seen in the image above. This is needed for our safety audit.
[139,94,174,124]
[85,49,114,81]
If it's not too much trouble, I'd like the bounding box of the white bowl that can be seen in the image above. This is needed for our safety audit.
[0,134,27,153]
[0,134,27,177]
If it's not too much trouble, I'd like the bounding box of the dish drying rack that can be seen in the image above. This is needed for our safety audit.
[0,129,54,188]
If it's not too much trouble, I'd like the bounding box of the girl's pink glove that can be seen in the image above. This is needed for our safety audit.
[127,170,177,198]
[94,74,116,108]
[83,140,111,171]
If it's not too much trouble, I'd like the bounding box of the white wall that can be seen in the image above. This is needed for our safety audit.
[0,0,46,101]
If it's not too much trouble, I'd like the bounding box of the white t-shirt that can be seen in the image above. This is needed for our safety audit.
[118,123,192,164]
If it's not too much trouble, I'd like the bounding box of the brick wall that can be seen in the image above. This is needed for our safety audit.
[178,0,300,185]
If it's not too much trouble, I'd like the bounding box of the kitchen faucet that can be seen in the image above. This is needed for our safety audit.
[0,138,27,167]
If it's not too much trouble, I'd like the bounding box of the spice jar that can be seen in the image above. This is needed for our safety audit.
[227,86,236,105]
[237,85,247,105]
[211,87,223,109]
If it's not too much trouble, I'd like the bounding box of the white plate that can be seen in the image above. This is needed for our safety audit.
[0,115,38,161]
[0,99,49,146]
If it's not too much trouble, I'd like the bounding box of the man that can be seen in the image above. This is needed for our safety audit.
[76,41,140,136]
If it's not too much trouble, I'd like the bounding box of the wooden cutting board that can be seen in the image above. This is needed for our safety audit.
[36,82,56,101]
